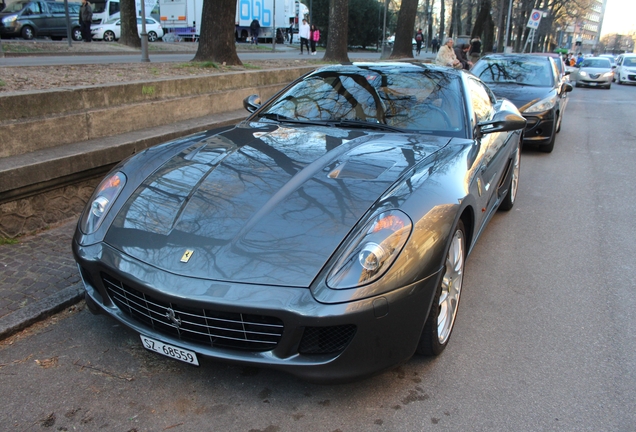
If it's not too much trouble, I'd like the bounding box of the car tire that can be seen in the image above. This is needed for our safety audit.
[21,26,34,40]
[148,31,158,42]
[605,84,611,90]
[72,27,82,41]
[103,30,115,42]
[618,75,623,85]
[498,138,521,212]
[416,220,466,356]
[540,121,556,153]
[575,81,581,88]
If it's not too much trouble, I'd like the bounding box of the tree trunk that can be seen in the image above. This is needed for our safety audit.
[439,0,446,41]
[390,0,418,58]
[119,0,140,48]
[323,0,349,63]
[193,0,242,65]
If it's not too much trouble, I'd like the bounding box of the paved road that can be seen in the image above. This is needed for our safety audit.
[1,83,635,431]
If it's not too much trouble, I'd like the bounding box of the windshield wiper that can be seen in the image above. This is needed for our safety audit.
[257,112,331,127]
[328,119,405,133]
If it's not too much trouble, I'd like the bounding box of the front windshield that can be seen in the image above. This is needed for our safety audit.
[257,66,466,136]
[472,58,555,87]
[4,1,29,12]
[581,59,611,68]
[624,57,636,67]
[91,1,107,13]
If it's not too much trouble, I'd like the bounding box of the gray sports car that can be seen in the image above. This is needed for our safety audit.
[73,62,525,382]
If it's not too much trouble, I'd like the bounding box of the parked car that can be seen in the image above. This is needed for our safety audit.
[571,57,614,89]
[73,62,526,382]
[91,16,163,42]
[471,53,572,153]
[0,0,81,40]
[614,54,636,85]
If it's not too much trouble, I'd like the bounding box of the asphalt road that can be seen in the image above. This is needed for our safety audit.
[1,83,635,431]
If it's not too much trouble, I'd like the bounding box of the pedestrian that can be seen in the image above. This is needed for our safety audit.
[310,24,320,55]
[431,37,439,53]
[435,37,462,69]
[298,18,310,54]
[415,28,423,56]
[454,43,473,70]
[469,35,481,64]
[576,52,584,66]
[79,0,93,42]
[288,23,294,43]
[0,0,6,12]
[250,19,260,45]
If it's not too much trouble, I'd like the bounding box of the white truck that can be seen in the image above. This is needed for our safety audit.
[159,0,302,41]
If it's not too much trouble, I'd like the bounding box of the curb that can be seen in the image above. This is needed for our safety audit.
[0,282,84,340]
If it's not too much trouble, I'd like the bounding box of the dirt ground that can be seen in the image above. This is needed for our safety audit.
[0,40,327,93]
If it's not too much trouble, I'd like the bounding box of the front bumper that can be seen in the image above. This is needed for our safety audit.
[0,23,21,37]
[521,111,555,145]
[74,240,440,383]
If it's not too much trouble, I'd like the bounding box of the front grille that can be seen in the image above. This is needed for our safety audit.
[299,325,356,354]
[102,273,284,351]
[589,73,600,79]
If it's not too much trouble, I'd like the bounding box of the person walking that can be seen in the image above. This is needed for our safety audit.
[250,19,260,45]
[435,38,462,69]
[298,18,310,54]
[415,29,423,56]
[310,24,320,55]
[79,0,93,42]
[288,23,293,44]
[431,37,439,53]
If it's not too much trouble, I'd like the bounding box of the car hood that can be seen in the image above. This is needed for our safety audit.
[105,123,451,287]
[485,83,553,112]
[580,67,612,74]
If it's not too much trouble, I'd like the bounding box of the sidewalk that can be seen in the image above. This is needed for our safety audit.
[0,218,83,339]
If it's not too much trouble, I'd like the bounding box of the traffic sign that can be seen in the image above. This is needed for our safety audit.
[527,9,542,29]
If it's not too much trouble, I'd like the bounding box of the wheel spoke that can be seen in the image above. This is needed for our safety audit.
[437,229,465,345]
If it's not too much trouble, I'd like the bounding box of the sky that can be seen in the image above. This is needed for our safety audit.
[601,0,636,36]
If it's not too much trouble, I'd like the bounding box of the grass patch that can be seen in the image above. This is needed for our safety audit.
[242,63,261,70]
[0,237,19,245]
[142,85,155,95]
[0,79,6,87]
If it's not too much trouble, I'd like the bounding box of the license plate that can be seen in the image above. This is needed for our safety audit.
[589,82,597,86]
[140,335,199,366]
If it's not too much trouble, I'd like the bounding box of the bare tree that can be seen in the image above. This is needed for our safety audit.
[439,0,446,41]
[390,0,418,58]
[119,0,140,48]
[323,0,350,63]
[194,0,242,65]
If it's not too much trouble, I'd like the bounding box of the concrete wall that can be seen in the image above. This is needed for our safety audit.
[0,66,315,238]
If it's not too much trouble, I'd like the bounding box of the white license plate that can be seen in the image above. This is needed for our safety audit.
[140,335,199,366]
[589,82,597,86]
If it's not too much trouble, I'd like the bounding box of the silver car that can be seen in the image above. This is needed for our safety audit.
[572,57,614,89]
[615,54,636,85]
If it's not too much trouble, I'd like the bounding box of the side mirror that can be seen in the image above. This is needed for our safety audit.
[612,65,617,69]
[563,82,573,93]
[243,94,261,113]
[564,70,571,76]
[477,110,526,138]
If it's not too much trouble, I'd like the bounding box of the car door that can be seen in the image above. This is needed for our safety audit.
[44,1,66,36]
[466,76,509,216]
[20,1,47,36]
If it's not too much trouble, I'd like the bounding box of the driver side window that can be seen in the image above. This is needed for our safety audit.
[467,77,495,123]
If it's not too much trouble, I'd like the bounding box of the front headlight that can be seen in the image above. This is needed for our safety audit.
[523,92,558,114]
[2,15,18,24]
[327,210,412,289]
[579,71,588,77]
[603,71,614,78]
[79,172,126,234]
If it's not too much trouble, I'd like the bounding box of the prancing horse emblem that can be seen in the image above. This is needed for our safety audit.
[166,308,182,327]
[180,249,194,263]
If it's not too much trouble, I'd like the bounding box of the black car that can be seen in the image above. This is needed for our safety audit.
[73,62,526,382]
[471,54,573,153]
